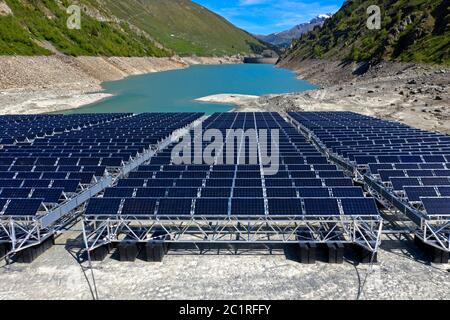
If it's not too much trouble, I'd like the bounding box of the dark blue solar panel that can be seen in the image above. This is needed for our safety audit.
[157,199,193,216]
[390,178,420,191]
[422,197,450,215]
[52,179,80,193]
[210,171,234,178]
[438,187,450,196]
[0,188,31,199]
[147,179,175,187]
[167,188,198,198]
[200,188,231,198]
[0,199,6,211]
[341,198,379,216]
[31,188,63,203]
[331,187,365,198]
[122,199,157,216]
[85,198,121,216]
[175,179,203,187]
[406,170,433,177]
[294,179,323,187]
[135,188,167,198]
[3,199,43,216]
[0,179,23,188]
[404,187,438,202]
[233,188,263,198]
[304,198,340,216]
[194,198,229,216]
[235,179,262,187]
[265,179,293,187]
[68,172,94,184]
[318,171,345,178]
[379,170,406,182]
[206,179,233,187]
[400,156,422,163]
[266,188,297,198]
[268,199,302,216]
[231,199,265,216]
[297,187,330,198]
[324,178,353,187]
[433,170,450,177]
[104,187,135,198]
[118,179,146,187]
[290,171,316,178]
[421,177,450,186]
[23,180,52,188]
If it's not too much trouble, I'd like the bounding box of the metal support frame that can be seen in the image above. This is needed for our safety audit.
[82,215,383,253]
[286,113,450,253]
[0,115,205,258]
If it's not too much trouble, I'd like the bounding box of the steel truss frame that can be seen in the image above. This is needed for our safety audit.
[0,116,205,257]
[82,215,383,253]
[286,114,450,253]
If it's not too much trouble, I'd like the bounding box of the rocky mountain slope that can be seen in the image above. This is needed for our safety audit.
[256,15,330,47]
[0,0,268,56]
[281,0,449,65]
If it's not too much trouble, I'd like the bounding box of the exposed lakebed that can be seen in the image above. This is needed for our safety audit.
[65,64,316,114]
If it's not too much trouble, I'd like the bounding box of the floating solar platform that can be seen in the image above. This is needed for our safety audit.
[83,113,382,254]
[288,111,450,253]
[0,113,203,258]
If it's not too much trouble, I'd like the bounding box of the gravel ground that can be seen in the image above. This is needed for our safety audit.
[0,233,448,300]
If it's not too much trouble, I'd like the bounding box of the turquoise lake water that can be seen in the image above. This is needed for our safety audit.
[66,64,317,114]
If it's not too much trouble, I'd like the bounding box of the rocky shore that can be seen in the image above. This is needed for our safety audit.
[200,59,450,134]
[0,55,242,114]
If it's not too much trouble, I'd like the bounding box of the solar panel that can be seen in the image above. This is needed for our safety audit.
[290,171,316,178]
[304,198,340,216]
[235,179,262,187]
[85,198,121,216]
[147,179,175,187]
[233,188,263,198]
[104,187,135,198]
[194,199,229,216]
[0,199,6,212]
[31,189,63,203]
[135,188,167,198]
[3,199,43,216]
[404,187,438,202]
[23,180,52,188]
[421,177,450,186]
[0,179,23,188]
[117,179,146,187]
[266,188,297,198]
[265,179,293,187]
[438,187,450,196]
[231,199,265,216]
[52,179,80,193]
[390,178,420,191]
[331,187,365,198]
[294,179,323,187]
[297,187,330,198]
[318,171,345,178]
[268,199,302,216]
[122,199,157,216]
[324,178,353,187]
[0,188,32,199]
[157,199,193,216]
[200,188,231,198]
[167,188,199,198]
[341,198,379,216]
[421,197,450,215]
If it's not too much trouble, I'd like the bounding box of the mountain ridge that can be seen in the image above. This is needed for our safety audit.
[256,15,331,47]
[280,0,449,65]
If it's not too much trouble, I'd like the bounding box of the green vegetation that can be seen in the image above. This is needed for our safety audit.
[87,0,267,56]
[0,0,169,56]
[0,0,268,57]
[284,0,450,65]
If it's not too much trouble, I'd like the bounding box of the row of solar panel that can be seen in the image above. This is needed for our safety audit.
[117,178,354,188]
[378,169,450,182]
[136,164,338,172]
[128,170,346,179]
[85,197,379,217]
[0,157,124,167]
[102,186,365,199]
[369,163,450,174]
[0,188,64,203]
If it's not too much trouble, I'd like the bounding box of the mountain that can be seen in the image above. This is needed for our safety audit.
[256,15,331,47]
[0,0,268,56]
[281,0,449,65]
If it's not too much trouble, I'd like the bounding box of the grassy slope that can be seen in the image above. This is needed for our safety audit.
[0,0,267,56]
[0,0,170,56]
[92,0,267,56]
[284,0,449,65]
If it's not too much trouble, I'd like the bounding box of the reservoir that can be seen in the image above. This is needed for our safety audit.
[67,64,317,114]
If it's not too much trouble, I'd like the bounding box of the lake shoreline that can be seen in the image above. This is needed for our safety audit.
[0,55,243,115]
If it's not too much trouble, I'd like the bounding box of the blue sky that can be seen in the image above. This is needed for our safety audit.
[193,0,344,35]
